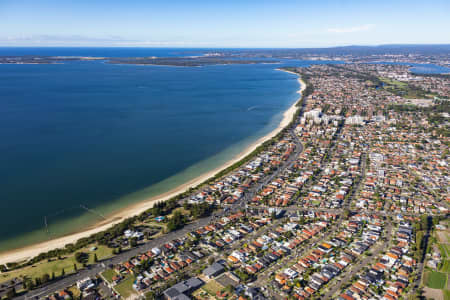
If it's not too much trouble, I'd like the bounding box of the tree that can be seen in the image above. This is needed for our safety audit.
[0,265,7,272]
[74,263,78,271]
[94,253,98,262]
[41,273,50,284]
[23,280,29,291]
[61,268,65,277]
[75,251,89,264]
[190,203,213,219]
[167,211,186,232]
[27,277,36,289]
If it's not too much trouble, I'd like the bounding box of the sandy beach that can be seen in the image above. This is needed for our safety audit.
[0,70,305,265]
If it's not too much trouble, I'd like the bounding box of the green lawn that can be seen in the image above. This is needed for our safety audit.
[380,77,408,88]
[426,271,448,289]
[441,260,450,273]
[202,280,224,296]
[379,76,434,99]
[101,269,117,284]
[89,245,114,262]
[0,256,80,283]
[444,289,450,300]
[0,244,113,284]
[115,274,136,298]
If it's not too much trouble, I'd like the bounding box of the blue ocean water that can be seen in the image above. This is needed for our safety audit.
[0,48,313,251]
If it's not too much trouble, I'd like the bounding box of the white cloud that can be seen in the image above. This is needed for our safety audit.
[0,34,215,47]
[327,24,374,34]
[0,34,130,45]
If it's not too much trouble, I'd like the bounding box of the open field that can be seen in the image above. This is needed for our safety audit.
[88,245,114,263]
[0,245,113,283]
[379,76,436,99]
[425,271,448,289]
[115,274,136,298]
[1,256,80,284]
[101,268,116,284]
[202,280,224,296]
[380,77,408,87]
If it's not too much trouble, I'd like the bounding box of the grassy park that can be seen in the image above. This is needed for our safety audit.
[0,244,113,284]
[379,76,435,99]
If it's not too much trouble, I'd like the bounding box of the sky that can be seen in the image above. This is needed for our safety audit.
[1,0,449,48]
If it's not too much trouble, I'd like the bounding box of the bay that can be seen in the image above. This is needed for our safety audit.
[0,50,305,251]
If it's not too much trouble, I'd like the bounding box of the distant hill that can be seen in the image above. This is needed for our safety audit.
[216,44,450,58]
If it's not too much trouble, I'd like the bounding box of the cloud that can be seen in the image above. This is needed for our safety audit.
[327,24,374,34]
[0,34,215,47]
[0,34,131,45]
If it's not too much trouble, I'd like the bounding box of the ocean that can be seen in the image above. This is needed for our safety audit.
[0,48,310,251]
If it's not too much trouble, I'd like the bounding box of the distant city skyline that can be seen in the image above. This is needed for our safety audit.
[1,0,449,47]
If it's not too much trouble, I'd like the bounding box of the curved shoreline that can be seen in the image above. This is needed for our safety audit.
[0,70,305,264]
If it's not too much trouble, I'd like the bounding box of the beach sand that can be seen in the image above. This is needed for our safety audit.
[0,70,305,264]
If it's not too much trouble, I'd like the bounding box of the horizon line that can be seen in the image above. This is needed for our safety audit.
[1,43,450,49]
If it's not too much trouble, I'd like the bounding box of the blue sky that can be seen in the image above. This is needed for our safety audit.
[1,0,449,47]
